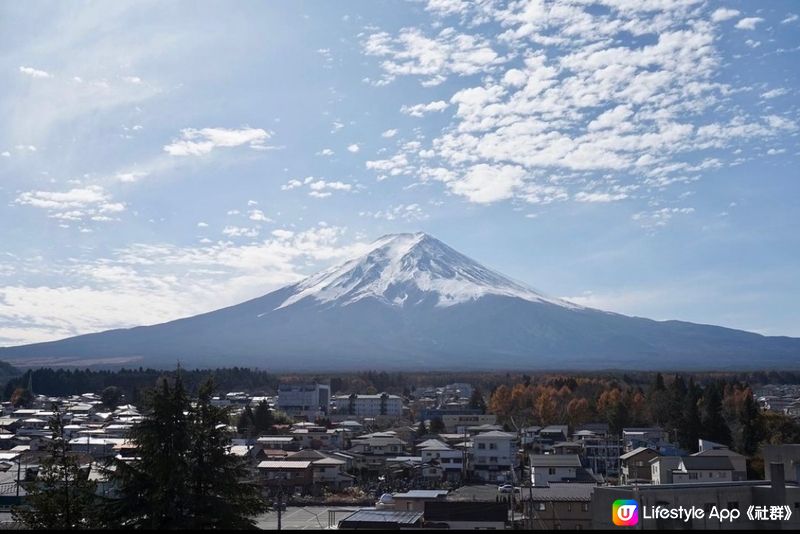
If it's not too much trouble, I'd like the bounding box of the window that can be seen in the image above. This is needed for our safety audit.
[478,443,486,450]
[582,503,589,512]
[549,467,556,475]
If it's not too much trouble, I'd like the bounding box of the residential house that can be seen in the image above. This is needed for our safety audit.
[471,431,518,483]
[620,447,659,484]
[528,483,594,530]
[257,460,314,495]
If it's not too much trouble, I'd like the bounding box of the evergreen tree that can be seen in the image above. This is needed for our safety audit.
[252,400,275,435]
[666,375,687,434]
[468,388,487,413]
[101,386,122,411]
[700,383,731,446]
[185,379,269,529]
[13,405,98,529]
[237,406,255,437]
[429,418,446,434]
[606,395,629,435]
[416,421,428,437]
[737,391,763,456]
[99,375,269,529]
[647,373,670,425]
[679,379,702,452]
[99,376,193,528]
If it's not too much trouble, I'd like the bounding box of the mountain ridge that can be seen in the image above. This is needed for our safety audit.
[2,232,798,370]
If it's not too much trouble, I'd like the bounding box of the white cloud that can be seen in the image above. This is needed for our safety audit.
[347,143,360,153]
[0,226,366,345]
[761,88,788,99]
[282,177,353,197]
[359,203,428,221]
[363,27,504,86]
[735,17,764,30]
[116,171,149,183]
[248,209,272,222]
[360,2,795,219]
[163,127,272,156]
[711,8,740,22]
[447,164,526,204]
[317,148,334,156]
[574,191,629,203]
[382,129,399,138]
[281,179,303,190]
[632,207,695,228]
[222,225,260,238]
[401,100,449,117]
[15,186,124,223]
[782,14,799,24]
[19,66,52,78]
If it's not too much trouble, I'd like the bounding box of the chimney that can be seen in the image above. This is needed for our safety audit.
[770,462,786,506]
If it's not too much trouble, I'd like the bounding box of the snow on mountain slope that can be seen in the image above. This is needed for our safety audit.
[278,232,580,310]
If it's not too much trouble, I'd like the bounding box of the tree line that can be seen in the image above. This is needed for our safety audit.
[3,367,280,405]
[488,373,800,459]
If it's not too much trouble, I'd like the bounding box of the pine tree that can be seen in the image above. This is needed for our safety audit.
[429,418,446,434]
[185,379,269,529]
[737,390,763,456]
[99,376,193,528]
[700,383,731,446]
[101,386,122,411]
[416,421,428,437]
[666,375,687,434]
[679,379,702,452]
[99,375,269,529]
[252,400,275,435]
[468,388,486,413]
[647,373,670,425]
[237,406,255,437]
[13,405,98,529]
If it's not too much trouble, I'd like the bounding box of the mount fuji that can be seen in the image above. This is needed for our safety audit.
[2,232,799,370]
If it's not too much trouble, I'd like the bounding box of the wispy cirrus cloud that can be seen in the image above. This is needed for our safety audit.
[0,225,366,345]
[15,186,125,223]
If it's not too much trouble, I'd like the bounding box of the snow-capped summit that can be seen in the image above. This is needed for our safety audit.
[3,232,799,371]
[278,232,577,309]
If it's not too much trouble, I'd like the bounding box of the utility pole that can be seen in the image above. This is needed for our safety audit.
[274,476,284,531]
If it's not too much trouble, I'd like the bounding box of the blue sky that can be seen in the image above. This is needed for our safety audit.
[0,0,798,345]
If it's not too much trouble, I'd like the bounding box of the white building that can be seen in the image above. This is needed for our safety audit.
[332,393,403,418]
[276,383,330,419]
[471,430,518,483]
[418,439,464,482]
[530,454,582,486]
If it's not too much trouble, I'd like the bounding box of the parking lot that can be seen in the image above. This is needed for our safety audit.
[255,506,359,530]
